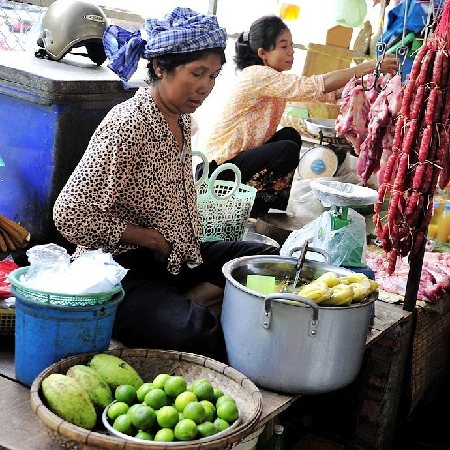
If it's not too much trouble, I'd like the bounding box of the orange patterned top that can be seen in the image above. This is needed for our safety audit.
[205,65,336,164]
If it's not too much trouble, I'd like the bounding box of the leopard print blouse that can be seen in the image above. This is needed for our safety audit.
[53,87,203,274]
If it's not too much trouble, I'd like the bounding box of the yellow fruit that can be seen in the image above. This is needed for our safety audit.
[298,281,332,304]
[214,417,230,432]
[66,364,113,410]
[217,400,239,423]
[41,374,96,430]
[197,421,217,437]
[340,273,368,284]
[154,428,174,442]
[164,375,187,398]
[136,382,154,402]
[144,388,169,410]
[193,380,215,401]
[368,279,379,293]
[156,405,179,428]
[107,401,129,421]
[174,418,198,441]
[153,373,171,389]
[88,354,143,390]
[350,279,371,301]
[321,284,354,306]
[314,272,340,287]
[114,384,137,405]
[135,430,153,440]
[113,414,135,436]
[183,401,206,424]
[175,390,198,412]
[128,404,156,430]
[200,400,216,422]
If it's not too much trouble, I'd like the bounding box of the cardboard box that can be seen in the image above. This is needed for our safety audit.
[302,43,355,77]
[326,25,353,49]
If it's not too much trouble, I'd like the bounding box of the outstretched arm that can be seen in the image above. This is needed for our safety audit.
[322,54,398,93]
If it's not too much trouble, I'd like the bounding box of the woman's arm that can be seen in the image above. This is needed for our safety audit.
[322,54,398,93]
[120,224,171,261]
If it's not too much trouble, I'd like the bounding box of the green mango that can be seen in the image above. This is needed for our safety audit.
[42,374,96,429]
[88,353,143,390]
[66,364,113,410]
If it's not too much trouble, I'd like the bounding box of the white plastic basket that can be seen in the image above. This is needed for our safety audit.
[193,151,256,242]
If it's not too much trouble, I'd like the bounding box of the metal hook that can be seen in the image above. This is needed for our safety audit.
[396,45,408,77]
[362,42,387,92]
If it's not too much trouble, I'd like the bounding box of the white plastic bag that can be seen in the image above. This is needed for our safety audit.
[333,0,367,27]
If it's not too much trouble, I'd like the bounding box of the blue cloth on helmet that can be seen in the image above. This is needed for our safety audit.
[103,7,227,82]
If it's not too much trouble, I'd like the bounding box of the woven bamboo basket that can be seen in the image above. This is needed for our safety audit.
[31,348,263,450]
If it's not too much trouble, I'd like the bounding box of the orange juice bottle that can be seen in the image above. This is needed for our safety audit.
[435,204,450,243]
[428,201,443,238]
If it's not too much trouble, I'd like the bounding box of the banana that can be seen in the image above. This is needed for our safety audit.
[350,279,371,301]
[0,229,16,252]
[368,279,379,293]
[323,284,354,306]
[340,273,369,284]
[0,215,30,248]
[0,232,7,253]
[298,281,332,304]
[314,272,340,288]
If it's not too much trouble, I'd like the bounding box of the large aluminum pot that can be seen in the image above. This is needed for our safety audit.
[221,255,377,394]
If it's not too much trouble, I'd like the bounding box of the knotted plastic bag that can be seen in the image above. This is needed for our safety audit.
[333,0,367,28]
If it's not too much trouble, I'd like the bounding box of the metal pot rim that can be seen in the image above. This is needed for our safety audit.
[223,254,376,310]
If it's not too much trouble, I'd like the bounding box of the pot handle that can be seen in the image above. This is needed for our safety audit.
[262,293,319,337]
[288,246,331,263]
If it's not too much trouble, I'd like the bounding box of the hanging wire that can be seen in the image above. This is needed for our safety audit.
[363,0,388,92]
[396,0,410,78]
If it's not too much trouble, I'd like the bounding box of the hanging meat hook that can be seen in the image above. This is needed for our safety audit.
[362,41,389,93]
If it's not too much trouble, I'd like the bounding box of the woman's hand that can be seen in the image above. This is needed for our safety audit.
[120,224,171,261]
[378,53,398,75]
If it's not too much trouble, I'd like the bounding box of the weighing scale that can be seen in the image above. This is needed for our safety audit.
[310,180,378,270]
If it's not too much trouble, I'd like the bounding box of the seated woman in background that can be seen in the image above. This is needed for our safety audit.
[204,15,397,217]
[53,7,278,362]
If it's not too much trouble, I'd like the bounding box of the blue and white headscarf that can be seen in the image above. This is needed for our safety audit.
[103,7,227,82]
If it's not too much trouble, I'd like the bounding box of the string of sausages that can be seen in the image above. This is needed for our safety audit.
[374,4,450,275]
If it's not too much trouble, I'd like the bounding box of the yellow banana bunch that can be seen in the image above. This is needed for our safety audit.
[368,279,379,294]
[314,272,340,288]
[298,281,332,304]
[340,273,369,284]
[329,284,354,306]
[350,279,371,301]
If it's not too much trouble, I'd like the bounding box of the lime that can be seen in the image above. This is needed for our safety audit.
[128,404,156,430]
[112,414,135,436]
[154,428,175,442]
[216,394,236,408]
[144,388,169,410]
[174,390,197,412]
[127,403,142,416]
[213,387,224,400]
[179,412,184,421]
[197,421,217,438]
[182,401,206,424]
[217,401,239,423]
[200,400,216,422]
[135,430,153,440]
[136,382,154,402]
[114,385,137,405]
[164,375,187,398]
[156,405,179,428]
[189,378,209,391]
[174,418,198,441]
[193,380,215,401]
[153,373,171,389]
[214,417,230,432]
[107,401,129,421]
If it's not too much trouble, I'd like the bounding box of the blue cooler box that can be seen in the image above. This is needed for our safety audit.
[0,52,144,244]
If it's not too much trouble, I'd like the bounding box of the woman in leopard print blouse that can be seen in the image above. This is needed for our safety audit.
[53,8,278,361]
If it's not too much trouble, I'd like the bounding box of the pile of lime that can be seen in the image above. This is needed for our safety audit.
[106,373,240,442]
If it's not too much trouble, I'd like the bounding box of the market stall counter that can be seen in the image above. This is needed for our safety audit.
[0,300,411,450]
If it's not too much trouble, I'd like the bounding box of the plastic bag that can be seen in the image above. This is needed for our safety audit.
[333,0,367,28]
[0,257,19,297]
[21,244,127,294]
[281,209,367,267]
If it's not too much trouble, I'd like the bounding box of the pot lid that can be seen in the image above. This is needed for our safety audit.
[297,145,338,179]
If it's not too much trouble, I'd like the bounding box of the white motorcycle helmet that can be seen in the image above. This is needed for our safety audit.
[36,0,107,65]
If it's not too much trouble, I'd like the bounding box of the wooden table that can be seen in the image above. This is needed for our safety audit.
[0,301,412,450]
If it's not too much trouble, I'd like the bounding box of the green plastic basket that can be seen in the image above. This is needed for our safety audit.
[8,267,122,307]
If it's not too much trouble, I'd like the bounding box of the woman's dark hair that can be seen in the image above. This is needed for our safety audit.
[147,47,226,84]
[234,15,288,71]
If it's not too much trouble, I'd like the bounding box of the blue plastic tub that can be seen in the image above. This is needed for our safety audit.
[13,287,124,386]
